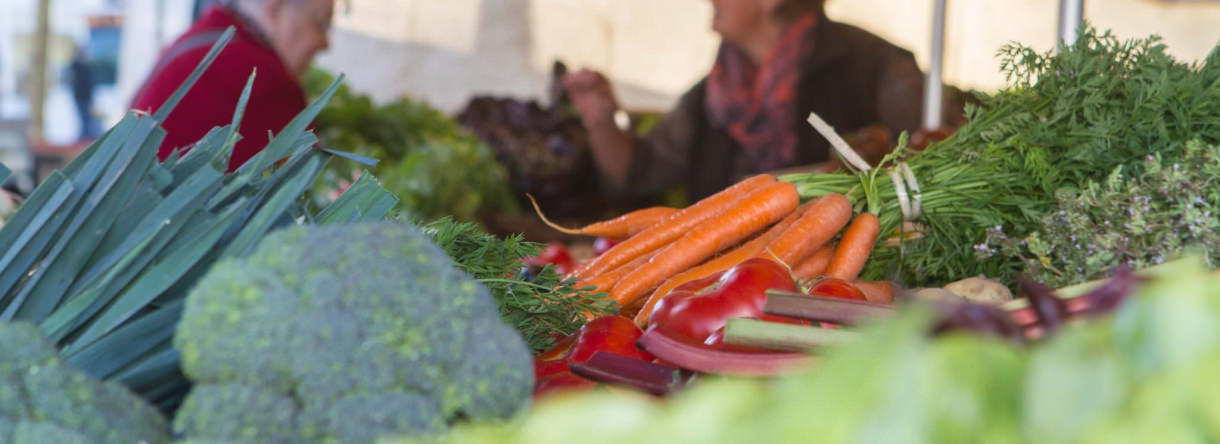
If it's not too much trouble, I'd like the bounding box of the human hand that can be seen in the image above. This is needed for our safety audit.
[841,124,893,166]
[563,69,619,129]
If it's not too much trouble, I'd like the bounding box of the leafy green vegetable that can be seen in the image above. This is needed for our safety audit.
[784,28,1220,288]
[305,68,517,223]
[421,217,616,352]
[422,259,1220,444]
[979,139,1220,288]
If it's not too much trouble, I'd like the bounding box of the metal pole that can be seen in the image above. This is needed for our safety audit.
[29,0,52,144]
[156,0,166,49]
[1057,0,1084,46]
[921,0,946,130]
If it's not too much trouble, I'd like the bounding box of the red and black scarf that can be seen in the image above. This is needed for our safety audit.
[706,13,818,172]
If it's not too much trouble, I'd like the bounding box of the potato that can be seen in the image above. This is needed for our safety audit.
[905,287,964,303]
[943,276,1013,305]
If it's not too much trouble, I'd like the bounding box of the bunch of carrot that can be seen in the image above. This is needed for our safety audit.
[535,174,888,327]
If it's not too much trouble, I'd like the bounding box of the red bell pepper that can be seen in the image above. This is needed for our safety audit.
[592,237,620,257]
[806,277,867,301]
[648,257,803,348]
[533,371,596,394]
[533,316,653,396]
[526,243,574,275]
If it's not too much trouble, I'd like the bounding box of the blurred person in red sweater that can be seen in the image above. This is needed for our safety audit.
[131,0,334,171]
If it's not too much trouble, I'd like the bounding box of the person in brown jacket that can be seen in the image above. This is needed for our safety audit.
[564,0,966,202]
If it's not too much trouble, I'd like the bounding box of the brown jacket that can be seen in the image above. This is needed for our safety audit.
[616,19,964,202]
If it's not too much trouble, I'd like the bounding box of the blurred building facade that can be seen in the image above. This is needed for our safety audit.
[0,0,128,187]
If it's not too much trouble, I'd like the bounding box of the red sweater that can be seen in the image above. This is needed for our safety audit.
[131,5,306,171]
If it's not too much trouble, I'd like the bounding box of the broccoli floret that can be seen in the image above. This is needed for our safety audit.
[174,383,299,443]
[174,222,533,443]
[0,322,170,444]
[13,421,95,444]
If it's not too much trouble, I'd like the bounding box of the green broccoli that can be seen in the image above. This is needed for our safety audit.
[0,321,170,444]
[174,222,533,443]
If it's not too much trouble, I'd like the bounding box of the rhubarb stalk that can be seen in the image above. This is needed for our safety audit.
[722,318,858,352]
[763,290,895,324]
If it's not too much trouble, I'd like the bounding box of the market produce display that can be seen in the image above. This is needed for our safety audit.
[784,28,1220,289]
[431,259,1220,443]
[0,29,395,415]
[174,222,533,443]
[0,321,168,444]
[512,29,1220,422]
[537,174,891,327]
[4,19,1220,443]
[305,68,516,223]
[526,173,896,379]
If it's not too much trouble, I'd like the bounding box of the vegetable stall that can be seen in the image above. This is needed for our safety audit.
[1,24,1220,444]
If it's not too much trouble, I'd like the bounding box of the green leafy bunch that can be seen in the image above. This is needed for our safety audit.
[421,217,616,352]
[305,68,517,223]
[979,139,1220,288]
[786,27,1220,288]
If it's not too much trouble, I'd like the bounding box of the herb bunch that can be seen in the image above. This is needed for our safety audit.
[979,139,1220,288]
[421,217,616,351]
[784,27,1220,288]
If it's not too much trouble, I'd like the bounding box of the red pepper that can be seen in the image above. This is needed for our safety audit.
[526,243,574,275]
[533,372,596,394]
[533,316,653,396]
[648,258,802,347]
[592,237,620,257]
[806,277,867,301]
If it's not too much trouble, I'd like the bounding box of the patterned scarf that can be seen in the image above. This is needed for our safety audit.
[706,13,818,171]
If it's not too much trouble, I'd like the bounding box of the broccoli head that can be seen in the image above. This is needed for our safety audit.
[174,222,533,443]
[0,321,170,444]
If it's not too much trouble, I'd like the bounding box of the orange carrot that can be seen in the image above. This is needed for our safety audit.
[611,181,799,308]
[571,174,777,279]
[793,245,835,279]
[824,212,882,281]
[854,280,896,304]
[632,209,802,326]
[765,193,853,266]
[531,198,679,239]
[581,250,658,294]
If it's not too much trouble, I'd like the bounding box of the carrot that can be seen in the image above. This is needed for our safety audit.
[530,197,678,239]
[793,245,835,279]
[854,280,896,304]
[571,174,777,279]
[764,193,853,266]
[632,209,802,326]
[824,212,882,281]
[581,250,658,294]
[610,181,799,308]
[617,291,652,320]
